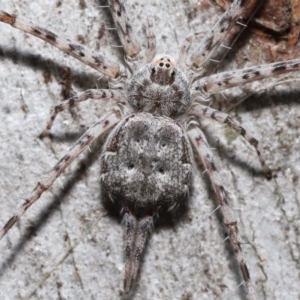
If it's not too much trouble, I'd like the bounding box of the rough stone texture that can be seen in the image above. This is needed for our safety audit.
[0,1,299,299]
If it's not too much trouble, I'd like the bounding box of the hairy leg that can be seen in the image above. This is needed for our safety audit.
[41,89,123,136]
[0,10,121,78]
[187,123,256,300]
[0,109,123,240]
[190,103,271,178]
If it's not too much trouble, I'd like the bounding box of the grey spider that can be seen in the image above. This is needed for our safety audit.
[0,1,299,299]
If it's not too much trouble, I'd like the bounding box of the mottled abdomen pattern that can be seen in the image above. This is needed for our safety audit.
[100,113,193,217]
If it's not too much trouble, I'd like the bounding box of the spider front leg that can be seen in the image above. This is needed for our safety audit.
[187,124,256,300]
[190,0,259,71]
[0,109,124,240]
[108,0,142,59]
[0,11,121,78]
[40,89,124,137]
[108,0,156,69]
[190,103,271,179]
[145,17,156,63]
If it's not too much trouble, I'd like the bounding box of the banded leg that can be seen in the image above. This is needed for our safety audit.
[190,0,257,70]
[145,17,156,63]
[190,103,271,178]
[123,213,153,293]
[108,0,142,60]
[177,34,193,71]
[0,109,123,240]
[187,124,256,300]
[41,89,124,136]
[195,57,300,93]
[0,11,121,78]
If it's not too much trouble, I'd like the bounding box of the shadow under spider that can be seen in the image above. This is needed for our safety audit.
[0,46,106,92]
[0,133,105,278]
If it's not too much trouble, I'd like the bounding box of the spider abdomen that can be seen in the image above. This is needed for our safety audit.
[100,113,193,217]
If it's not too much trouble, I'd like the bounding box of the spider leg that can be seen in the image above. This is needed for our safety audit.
[190,103,271,178]
[195,57,300,94]
[0,109,123,240]
[108,0,156,69]
[177,34,193,71]
[108,0,142,60]
[123,213,153,293]
[187,124,256,300]
[0,11,121,78]
[145,17,156,63]
[190,0,254,70]
[40,89,124,137]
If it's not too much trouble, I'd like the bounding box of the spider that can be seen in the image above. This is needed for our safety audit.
[0,0,298,299]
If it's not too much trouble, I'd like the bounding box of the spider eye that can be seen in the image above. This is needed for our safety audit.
[159,62,164,67]
[166,64,170,68]
[128,164,134,170]
[158,168,164,174]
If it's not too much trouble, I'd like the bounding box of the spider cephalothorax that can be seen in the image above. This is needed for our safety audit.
[127,55,191,117]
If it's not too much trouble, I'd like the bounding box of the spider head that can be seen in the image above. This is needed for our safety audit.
[150,55,176,86]
[127,55,191,117]
[153,55,175,68]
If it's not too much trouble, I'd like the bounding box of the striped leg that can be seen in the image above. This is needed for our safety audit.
[108,1,156,69]
[178,34,193,71]
[108,0,142,60]
[190,103,271,178]
[145,17,156,63]
[187,124,256,300]
[0,11,121,78]
[190,0,257,70]
[41,89,123,136]
[196,57,300,94]
[0,109,123,240]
